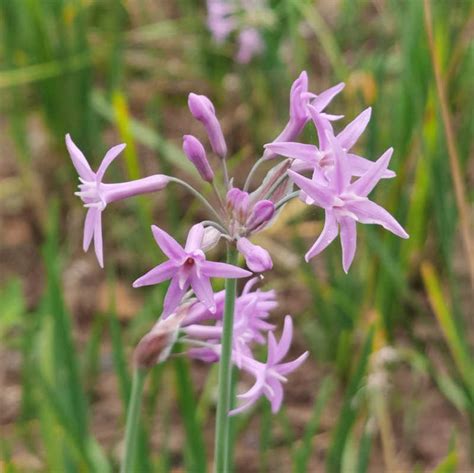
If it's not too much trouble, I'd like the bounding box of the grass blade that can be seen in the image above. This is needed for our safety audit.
[293,375,335,473]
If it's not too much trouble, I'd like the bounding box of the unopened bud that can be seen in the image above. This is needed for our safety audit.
[201,226,222,251]
[183,135,214,182]
[188,93,227,158]
[133,312,185,369]
[188,93,215,119]
[226,188,250,220]
[246,200,275,232]
[250,160,291,202]
[237,237,273,273]
[188,347,220,363]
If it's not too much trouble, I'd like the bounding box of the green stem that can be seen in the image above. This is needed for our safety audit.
[214,245,238,473]
[275,190,300,210]
[243,156,265,192]
[168,176,224,225]
[221,158,230,190]
[121,368,147,473]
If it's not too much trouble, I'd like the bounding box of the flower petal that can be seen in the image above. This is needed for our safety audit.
[237,374,265,400]
[163,276,188,318]
[276,351,309,376]
[229,396,257,416]
[289,71,309,121]
[274,315,294,362]
[151,225,185,261]
[326,130,351,193]
[263,142,320,163]
[185,223,205,252]
[268,379,284,413]
[287,170,334,209]
[200,261,252,279]
[83,208,97,252]
[65,134,94,181]
[347,154,396,178]
[190,274,216,313]
[308,105,333,150]
[337,107,371,151]
[319,112,344,121]
[95,143,126,182]
[339,216,357,273]
[312,82,345,112]
[93,209,104,268]
[347,199,409,239]
[132,260,178,288]
[348,148,393,197]
[305,210,338,261]
[267,331,279,366]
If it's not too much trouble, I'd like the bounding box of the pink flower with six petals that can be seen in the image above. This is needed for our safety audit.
[66,134,169,267]
[288,130,408,273]
[133,223,251,316]
[230,315,308,414]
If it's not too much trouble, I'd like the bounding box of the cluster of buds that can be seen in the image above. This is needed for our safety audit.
[66,70,407,414]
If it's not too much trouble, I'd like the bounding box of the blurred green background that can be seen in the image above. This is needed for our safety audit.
[0,0,473,472]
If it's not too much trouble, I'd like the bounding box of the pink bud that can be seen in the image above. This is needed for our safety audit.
[246,200,275,232]
[188,347,220,363]
[188,93,215,119]
[237,238,273,273]
[183,135,214,182]
[188,93,227,158]
[226,188,250,221]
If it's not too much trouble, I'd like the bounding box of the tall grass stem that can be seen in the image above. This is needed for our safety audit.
[423,0,474,289]
[121,368,147,473]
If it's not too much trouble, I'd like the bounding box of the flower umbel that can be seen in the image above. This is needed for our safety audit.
[66,69,409,462]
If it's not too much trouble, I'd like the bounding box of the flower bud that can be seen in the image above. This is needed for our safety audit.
[188,93,227,158]
[237,237,273,273]
[133,312,184,369]
[246,200,275,232]
[188,93,215,119]
[183,135,214,182]
[226,188,250,221]
[201,226,222,251]
[188,347,220,363]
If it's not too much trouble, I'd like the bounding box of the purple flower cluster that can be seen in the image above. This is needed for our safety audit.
[66,70,407,414]
[137,278,308,414]
[264,71,408,272]
[206,0,267,63]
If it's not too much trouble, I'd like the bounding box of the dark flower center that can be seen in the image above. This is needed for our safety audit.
[185,257,195,266]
